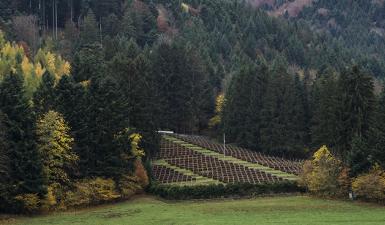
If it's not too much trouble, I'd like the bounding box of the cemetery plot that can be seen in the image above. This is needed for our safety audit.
[170,134,303,175]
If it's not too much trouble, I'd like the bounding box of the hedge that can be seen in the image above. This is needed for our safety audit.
[147,181,303,200]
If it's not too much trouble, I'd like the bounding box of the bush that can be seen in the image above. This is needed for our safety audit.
[148,181,302,200]
[63,177,121,208]
[14,194,41,214]
[299,145,350,197]
[118,175,142,199]
[134,159,149,188]
[352,165,385,203]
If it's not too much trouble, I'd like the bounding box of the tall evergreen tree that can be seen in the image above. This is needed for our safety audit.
[72,44,105,82]
[367,88,385,169]
[0,73,46,200]
[310,68,340,150]
[222,59,268,149]
[153,42,214,133]
[259,58,307,157]
[54,75,86,143]
[79,9,99,45]
[33,72,56,116]
[77,77,129,178]
[0,111,11,211]
[337,66,375,158]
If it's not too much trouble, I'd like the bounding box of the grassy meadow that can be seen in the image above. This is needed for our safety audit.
[2,195,385,225]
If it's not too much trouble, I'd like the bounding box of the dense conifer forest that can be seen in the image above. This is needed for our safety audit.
[1,0,385,213]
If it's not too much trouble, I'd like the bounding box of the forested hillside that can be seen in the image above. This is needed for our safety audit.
[1,0,385,213]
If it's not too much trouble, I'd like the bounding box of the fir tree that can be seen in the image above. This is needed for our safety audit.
[0,73,46,198]
[0,111,11,210]
[337,66,375,158]
[33,72,56,116]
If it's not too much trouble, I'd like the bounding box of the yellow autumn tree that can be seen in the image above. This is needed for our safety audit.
[299,145,350,197]
[36,111,78,185]
[209,93,225,129]
[0,30,70,98]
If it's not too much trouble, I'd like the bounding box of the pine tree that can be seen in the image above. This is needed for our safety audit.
[33,72,56,116]
[152,42,214,133]
[0,111,11,210]
[0,73,46,198]
[77,77,129,177]
[72,44,105,82]
[0,0,14,21]
[80,9,99,45]
[222,59,268,149]
[337,65,375,158]
[259,58,307,157]
[367,89,385,169]
[310,68,340,151]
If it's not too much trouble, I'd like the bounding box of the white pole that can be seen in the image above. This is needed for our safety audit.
[223,133,226,158]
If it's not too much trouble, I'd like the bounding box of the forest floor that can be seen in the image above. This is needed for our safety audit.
[3,195,385,225]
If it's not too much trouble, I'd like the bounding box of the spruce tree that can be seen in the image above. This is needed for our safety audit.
[368,89,385,169]
[80,9,99,45]
[0,73,46,198]
[0,111,11,210]
[259,58,307,157]
[310,68,340,151]
[78,77,129,177]
[0,0,13,21]
[338,66,375,158]
[33,72,56,116]
[222,59,268,149]
[153,42,214,133]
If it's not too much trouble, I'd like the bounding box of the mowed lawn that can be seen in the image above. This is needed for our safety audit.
[4,195,385,225]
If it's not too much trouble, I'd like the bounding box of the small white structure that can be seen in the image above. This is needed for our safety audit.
[157,130,174,134]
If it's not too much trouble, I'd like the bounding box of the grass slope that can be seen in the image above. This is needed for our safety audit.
[6,195,385,225]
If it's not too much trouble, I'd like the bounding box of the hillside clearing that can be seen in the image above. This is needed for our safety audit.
[5,195,385,225]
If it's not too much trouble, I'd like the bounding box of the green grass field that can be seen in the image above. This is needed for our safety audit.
[3,195,385,225]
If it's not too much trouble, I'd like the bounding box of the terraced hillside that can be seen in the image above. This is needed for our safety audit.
[151,134,304,186]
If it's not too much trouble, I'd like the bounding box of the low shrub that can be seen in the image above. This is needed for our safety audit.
[148,181,302,200]
[352,165,385,203]
[63,177,121,208]
[134,159,149,188]
[13,194,41,214]
[118,175,142,199]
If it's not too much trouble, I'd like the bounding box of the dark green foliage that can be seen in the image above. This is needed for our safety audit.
[0,73,46,205]
[77,77,130,178]
[72,44,106,82]
[337,66,375,157]
[367,91,385,169]
[153,42,214,133]
[259,59,308,157]
[223,57,308,158]
[33,72,56,116]
[54,75,86,133]
[347,136,372,177]
[0,111,11,211]
[310,68,340,149]
[0,0,14,21]
[79,10,99,46]
[223,59,268,150]
[148,181,302,200]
